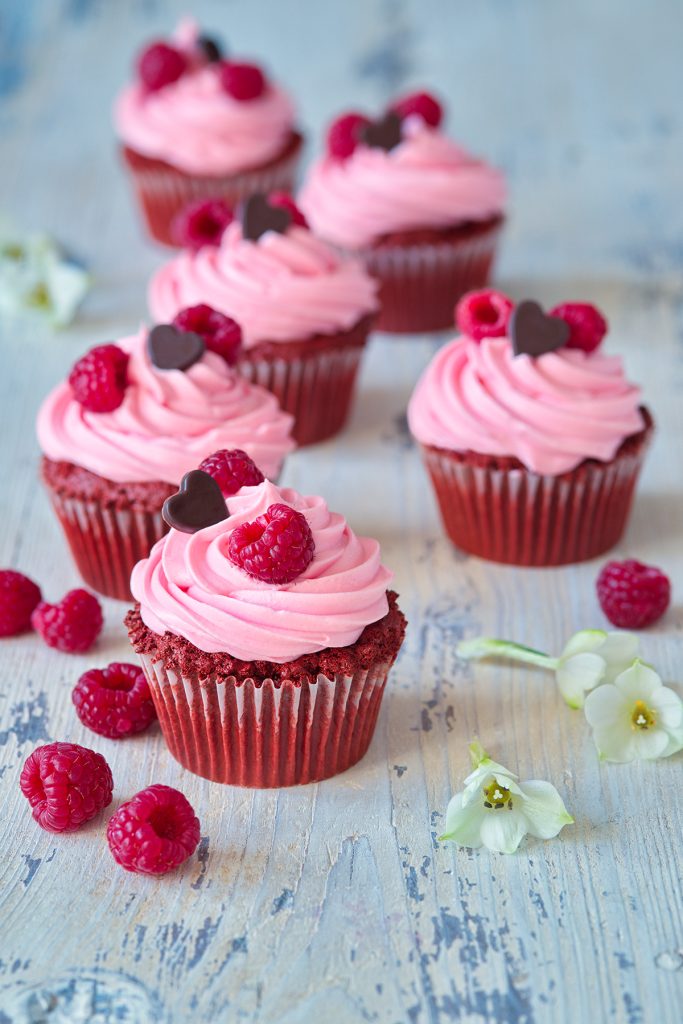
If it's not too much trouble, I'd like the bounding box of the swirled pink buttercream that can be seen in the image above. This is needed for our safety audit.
[299,121,506,250]
[130,480,393,662]
[37,328,294,484]
[407,335,645,475]
[114,21,297,176]
[148,222,379,347]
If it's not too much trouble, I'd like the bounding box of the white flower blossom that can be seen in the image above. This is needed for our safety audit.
[457,630,639,709]
[438,741,573,855]
[0,221,90,327]
[584,661,683,763]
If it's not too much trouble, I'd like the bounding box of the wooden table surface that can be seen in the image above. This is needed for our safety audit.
[1,2,682,1022]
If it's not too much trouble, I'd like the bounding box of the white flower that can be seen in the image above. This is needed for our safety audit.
[584,660,683,763]
[0,220,90,327]
[457,630,639,709]
[438,741,573,855]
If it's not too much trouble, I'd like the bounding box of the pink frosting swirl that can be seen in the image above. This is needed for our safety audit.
[37,328,295,484]
[407,336,645,475]
[131,480,393,662]
[148,222,379,348]
[114,22,296,176]
[299,121,506,249]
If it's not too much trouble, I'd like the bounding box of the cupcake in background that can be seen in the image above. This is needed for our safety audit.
[114,18,303,246]
[148,192,379,445]
[408,291,653,565]
[37,321,294,601]
[127,470,407,787]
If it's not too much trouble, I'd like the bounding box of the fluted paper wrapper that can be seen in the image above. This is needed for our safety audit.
[138,654,391,787]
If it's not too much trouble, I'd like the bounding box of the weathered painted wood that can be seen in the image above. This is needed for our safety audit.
[1,2,682,1022]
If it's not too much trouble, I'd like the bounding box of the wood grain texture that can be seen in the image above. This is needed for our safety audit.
[1,1,682,1022]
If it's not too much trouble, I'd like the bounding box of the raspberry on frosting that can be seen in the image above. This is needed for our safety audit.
[550,302,608,354]
[69,344,129,413]
[220,61,266,100]
[229,503,315,584]
[172,304,242,365]
[327,112,370,159]
[171,198,233,251]
[268,192,308,227]
[456,289,513,341]
[199,448,265,495]
[138,42,188,92]
[391,91,443,128]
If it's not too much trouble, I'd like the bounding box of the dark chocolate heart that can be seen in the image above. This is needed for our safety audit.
[197,35,223,62]
[148,324,205,371]
[510,300,570,358]
[359,111,403,152]
[162,470,229,534]
[239,194,292,242]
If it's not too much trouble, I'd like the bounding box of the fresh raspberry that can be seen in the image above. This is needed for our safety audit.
[220,61,266,101]
[72,662,157,740]
[107,784,200,875]
[173,304,242,365]
[392,91,443,128]
[597,560,671,629]
[327,112,369,159]
[456,289,514,341]
[229,503,315,584]
[0,570,42,637]
[68,344,129,413]
[268,192,308,228]
[550,302,608,354]
[171,197,233,251]
[20,742,113,833]
[32,589,104,654]
[199,449,265,496]
[138,42,187,92]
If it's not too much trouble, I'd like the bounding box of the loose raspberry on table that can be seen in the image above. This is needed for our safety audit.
[220,61,266,101]
[550,302,607,354]
[0,570,42,637]
[229,503,315,584]
[171,197,233,251]
[597,559,671,629]
[456,289,514,341]
[327,112,370,159]
[20,742,113,833]
[199,449,264,495]
[107,784,200,875]
[138,42,187,92]
[173,304,242,365]
[268,192,308,227]
[68,344,129,413]
[32,589,104,654]
[72,662,157,740]
[392,91,443,128]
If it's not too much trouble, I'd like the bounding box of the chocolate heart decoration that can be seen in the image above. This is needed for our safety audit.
[510,300,570,358]
[239,194,292,242]
[197,35,223,62]
[148,324,205,371]
[162,470,229,534]
[359,111,403,151]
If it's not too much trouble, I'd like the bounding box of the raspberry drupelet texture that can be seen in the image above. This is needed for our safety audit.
[456,289,514,341]
[68,344,129,413]
[327,112,369,159]
[392,91,443,128]
[0,570,42,637]
[173,304,242,365]
[550,302,608,353]
[20,742,113,833]
[72,662,157,739]
[198,448,265,495]
[171,197,233,251]
[138,42,187,92]
[229,503,315,584]
[220,61,266,101]
[268,192,308,227]
[597,560,671,629]
[32,589,103,653]
[107,784,200,875]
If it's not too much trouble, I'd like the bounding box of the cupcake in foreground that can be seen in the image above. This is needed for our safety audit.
[299,92,506,333]
[114,18,303,246]
[148,192,379,445]
[408,292,653,565]
[126,468,406,787]
[36,323,294,601]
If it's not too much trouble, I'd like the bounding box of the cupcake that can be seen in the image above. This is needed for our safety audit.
[299,92,506,333]
[148,192,379,445]
[126,470,406,787]
[407,291,653,565]
[114,18,303,246]
[37,322,294,601]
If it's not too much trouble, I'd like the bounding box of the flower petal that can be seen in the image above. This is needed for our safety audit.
[479,809,528,854]
[631,727,670,760]
[439,792,486,848]
[592,720,638,762]
[615,661,662,703]
[517,780,574,839]
[650,685,683,731]
[584,684,628,729]
[557,652,606,708]
[662,725,683,759]
[561,629,607,659]
[598,632,640,682]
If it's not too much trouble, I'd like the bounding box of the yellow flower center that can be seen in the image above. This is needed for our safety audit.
[483,780,513,810]
[26,282,51,311]
[631,700,656,730]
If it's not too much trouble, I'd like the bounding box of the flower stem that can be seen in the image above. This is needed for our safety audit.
[457,638,558,670]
